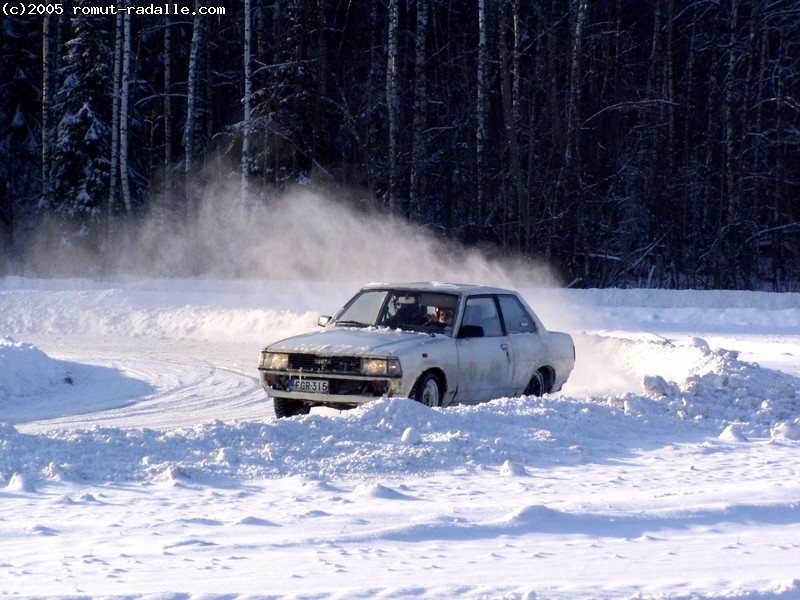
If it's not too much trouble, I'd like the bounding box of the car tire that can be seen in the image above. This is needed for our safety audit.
[412,372,442,407]
[273,397,311,418]
[524,370,546,397]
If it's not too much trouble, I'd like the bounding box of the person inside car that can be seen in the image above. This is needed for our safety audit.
[425,306,454,326]
[434,307,454,325]
[384,296,426,327]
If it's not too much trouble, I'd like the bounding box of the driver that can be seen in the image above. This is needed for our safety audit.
[385,296,426,327]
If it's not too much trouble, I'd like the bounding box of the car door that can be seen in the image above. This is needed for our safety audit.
[454,295,514,403]
[497,294,548,393]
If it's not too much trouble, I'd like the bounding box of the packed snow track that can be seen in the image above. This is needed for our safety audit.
[2,278,799,599]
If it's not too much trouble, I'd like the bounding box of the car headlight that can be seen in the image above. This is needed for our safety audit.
[260,352,289,370]
[361,357,402,376]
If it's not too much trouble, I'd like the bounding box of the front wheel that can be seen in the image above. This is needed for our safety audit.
[273,397,311,418]
[412,372,443,407]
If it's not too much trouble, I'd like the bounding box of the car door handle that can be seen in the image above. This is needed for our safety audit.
[500,343,508,351]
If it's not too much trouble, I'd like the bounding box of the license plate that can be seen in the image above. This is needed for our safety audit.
[290,379,329,393]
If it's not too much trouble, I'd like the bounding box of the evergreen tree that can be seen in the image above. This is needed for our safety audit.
[51,13,113,241]
[0,0,797,288]
[0,18,42,268]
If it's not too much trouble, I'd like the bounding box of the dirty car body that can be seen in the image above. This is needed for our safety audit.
[258,283,575,418]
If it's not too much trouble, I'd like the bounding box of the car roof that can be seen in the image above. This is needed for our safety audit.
[361,281,518,296]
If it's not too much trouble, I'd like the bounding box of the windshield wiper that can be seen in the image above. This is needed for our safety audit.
[334,320,369,328]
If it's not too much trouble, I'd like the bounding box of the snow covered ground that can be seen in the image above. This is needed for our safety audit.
[2,277,799,599]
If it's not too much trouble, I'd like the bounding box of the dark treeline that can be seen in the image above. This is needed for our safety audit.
[1,0,798,289]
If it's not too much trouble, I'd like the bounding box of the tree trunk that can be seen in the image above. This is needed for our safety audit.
[665,0,675,174]
[476,0,489,229]
[312,0,327,166]
[110,8,122,225]
[164,19,173,208]
[120,13,132,215]
[498,0,523,250]
[724,0,740,224]
[410,0,429,220]
[41,15,56,211]
[242,0,252,201]
[771,21,790,289]
[184,7,203,217]
[566,0,588,279]
[386,0,400,213]
[565,0,586,169]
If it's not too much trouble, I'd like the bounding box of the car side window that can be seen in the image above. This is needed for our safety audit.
[498,295,537,334]
[462,296,503,337]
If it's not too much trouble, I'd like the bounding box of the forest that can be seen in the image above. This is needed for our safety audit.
[0,0,798,290]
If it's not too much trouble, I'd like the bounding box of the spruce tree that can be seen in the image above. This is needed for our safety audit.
[51,14,113,243]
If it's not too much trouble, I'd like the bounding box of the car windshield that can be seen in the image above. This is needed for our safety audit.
[334,289,459,334]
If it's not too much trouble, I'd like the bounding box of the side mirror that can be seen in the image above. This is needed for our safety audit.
[318,315,332,327]
[458,324,484,339]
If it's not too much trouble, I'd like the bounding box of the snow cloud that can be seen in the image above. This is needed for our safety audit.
[22,182,562,288]
[126,185,562,287]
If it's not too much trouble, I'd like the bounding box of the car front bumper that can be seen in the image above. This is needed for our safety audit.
[259,369,405,406]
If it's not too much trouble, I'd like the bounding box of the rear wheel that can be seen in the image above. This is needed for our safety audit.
[524,370,546,397]
[273,397,311,418]
[412,372,442,407]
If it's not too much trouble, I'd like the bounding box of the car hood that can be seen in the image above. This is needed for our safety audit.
[265,327,449,357]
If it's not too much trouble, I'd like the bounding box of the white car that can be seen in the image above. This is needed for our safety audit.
[258,283,575,418]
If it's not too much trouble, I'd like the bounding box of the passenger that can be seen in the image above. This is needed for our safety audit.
[435,307,454,325]
[427,306,454,325]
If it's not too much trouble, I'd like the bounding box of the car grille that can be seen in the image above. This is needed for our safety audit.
[287,353,362,374]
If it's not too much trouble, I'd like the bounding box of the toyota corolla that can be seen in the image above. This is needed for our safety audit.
[258,282,575,418]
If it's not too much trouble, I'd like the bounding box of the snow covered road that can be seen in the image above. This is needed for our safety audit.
[1,278,799,599]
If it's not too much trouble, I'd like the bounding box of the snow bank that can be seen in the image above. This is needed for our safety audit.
[0,285,321,344]
[2,278,799,599]
[1,336,797,486]
[1,278,798,487]
[631,342,799,435]
[0,336,69,397]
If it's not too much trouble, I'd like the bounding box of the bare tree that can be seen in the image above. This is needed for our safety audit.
[410,0,429,220]
[5,0,800,288]
[120,13,132,216]
[41,15,56,212]
[184,6,203,216]
[386,0,400,213]
[107,5,132,263]
[163,18,174,207]
[476,0,489,228]
[565,0,588,279]
[498,0,523,249]
[110,8,122,225]
[564,0,586,168]
[241,0,252,201]
[724,0,741,265]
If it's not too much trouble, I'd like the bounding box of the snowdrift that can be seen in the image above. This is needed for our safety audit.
[1,279,797,484]
[2,278,800,600]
